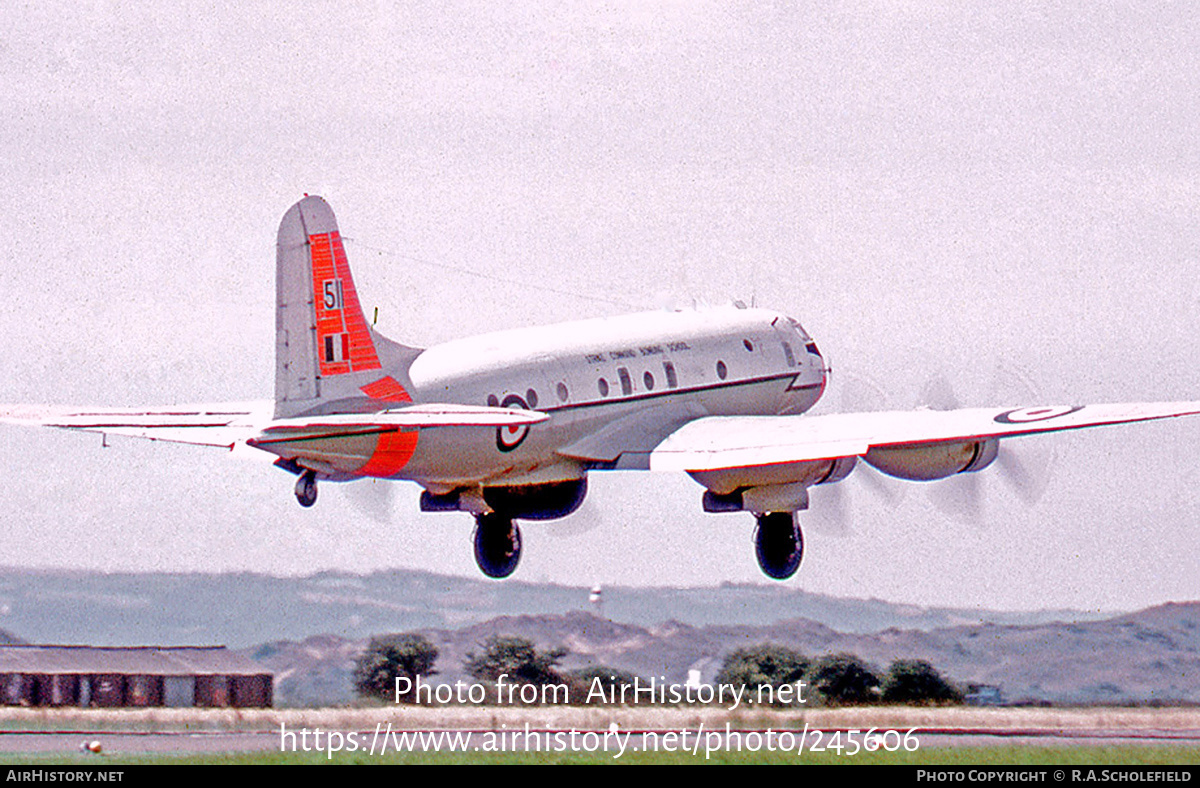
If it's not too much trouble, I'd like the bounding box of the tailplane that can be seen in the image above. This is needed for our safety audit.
[274,196,421,418]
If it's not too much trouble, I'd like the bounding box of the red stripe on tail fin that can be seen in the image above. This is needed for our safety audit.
[309,230,382,376]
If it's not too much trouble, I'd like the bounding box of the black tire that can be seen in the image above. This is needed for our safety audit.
[473,512,522,578]
[754,512,803,580]
[294,471,318,508]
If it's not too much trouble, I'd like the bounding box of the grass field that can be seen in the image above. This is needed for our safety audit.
[1,744,1199,765]
[0,706,1197,765]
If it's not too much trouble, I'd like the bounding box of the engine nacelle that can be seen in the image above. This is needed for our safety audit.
[817,455,858,486]
[697,457,856,514]
[863,439,998,481]
[482,478,588,521]
[689,456,858,497]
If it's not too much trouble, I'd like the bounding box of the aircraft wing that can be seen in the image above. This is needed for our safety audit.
[649,402,1200,472]
[0,402,549,450]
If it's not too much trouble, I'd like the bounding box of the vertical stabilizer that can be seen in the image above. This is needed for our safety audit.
[274,196,421,418]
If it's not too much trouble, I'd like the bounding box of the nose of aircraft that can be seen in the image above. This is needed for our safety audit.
[776,316,827,414]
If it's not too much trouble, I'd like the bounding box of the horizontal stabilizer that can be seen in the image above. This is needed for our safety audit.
[258,403,548,433]
[0,402,272,448]
[1,402,549,451]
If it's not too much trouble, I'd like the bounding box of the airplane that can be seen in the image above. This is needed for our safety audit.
[4,195,1200,581]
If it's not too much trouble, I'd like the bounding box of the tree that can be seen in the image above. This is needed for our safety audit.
[716,644,809,704]
[463,635,567,686]
[353,633,439,703]
[881,659,963,705]
[807,653,882,706]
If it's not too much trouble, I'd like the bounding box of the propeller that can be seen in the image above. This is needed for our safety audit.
[805,372,905,535]
[340,475,607,538]
[810,366,1059,531]
[340,478,397,524]
[807,481,852,536]
[988,365,1057,506]
[543,513,603,539]
[922,365,1058,525]
[918,372,988,524]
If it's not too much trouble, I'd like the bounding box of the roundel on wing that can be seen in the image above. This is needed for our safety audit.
[496,394,531,452]
[994,405,1083,424]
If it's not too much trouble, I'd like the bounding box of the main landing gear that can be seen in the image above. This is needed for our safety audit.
[294,470,318,508]
[754,511,804,580]
[473,511,522,579]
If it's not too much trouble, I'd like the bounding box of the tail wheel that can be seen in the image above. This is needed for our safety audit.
[473,512,522,578]
[754,511,803,580]
[294,470,318,508]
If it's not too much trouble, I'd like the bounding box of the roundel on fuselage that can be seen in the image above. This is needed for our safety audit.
[496,393,531,452]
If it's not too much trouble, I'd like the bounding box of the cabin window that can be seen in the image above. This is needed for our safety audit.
[618,367,633,396]
[716,360,728,380]
[598,378,609,397]
[557,382,569,402]
[526,388,539,408]
[743,339,754,352]
[643,371,655,390]
[487,394,499,407]
[663,361,678,388]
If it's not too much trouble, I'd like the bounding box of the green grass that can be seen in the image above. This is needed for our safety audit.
[3,744,1199,766]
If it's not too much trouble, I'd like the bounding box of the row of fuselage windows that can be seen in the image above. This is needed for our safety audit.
[485,337,801,410]
[487,358,751,411]
[597,361,678,398]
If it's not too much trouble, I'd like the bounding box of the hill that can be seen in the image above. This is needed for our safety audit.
[249,603,1200,707]
[0,566,1109,647]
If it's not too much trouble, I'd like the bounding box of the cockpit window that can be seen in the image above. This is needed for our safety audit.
[787,317,810,340]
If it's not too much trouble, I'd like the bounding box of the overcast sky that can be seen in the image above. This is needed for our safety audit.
[2,1,1199,614]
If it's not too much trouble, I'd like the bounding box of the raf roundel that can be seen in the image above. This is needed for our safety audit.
[496,394,532,452]
[993,405,1084,424]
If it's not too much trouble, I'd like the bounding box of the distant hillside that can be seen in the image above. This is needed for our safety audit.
[0,566,1113,648]
[2,563,1191,708]
[250,603,1200,708]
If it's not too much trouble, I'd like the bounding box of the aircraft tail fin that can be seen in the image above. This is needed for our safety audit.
[274,196,422,419]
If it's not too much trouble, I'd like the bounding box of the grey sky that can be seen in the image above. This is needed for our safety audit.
[2,1,1199,612]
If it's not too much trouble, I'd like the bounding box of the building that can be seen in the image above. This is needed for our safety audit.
[964,683,1004,706]
[0,645,272,708]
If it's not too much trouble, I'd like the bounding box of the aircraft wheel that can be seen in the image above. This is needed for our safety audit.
[473,512,522,578]
[754,511,803,580]
[294,470,318,508]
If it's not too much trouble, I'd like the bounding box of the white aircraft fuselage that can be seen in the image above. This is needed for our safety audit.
[398,307,827,490]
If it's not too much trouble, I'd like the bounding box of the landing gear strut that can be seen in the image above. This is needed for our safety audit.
[473,512,522,578]
[754,511,803,580]
[294,470,318,508]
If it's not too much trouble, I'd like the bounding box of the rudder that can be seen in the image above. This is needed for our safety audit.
[274,196,421,418]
